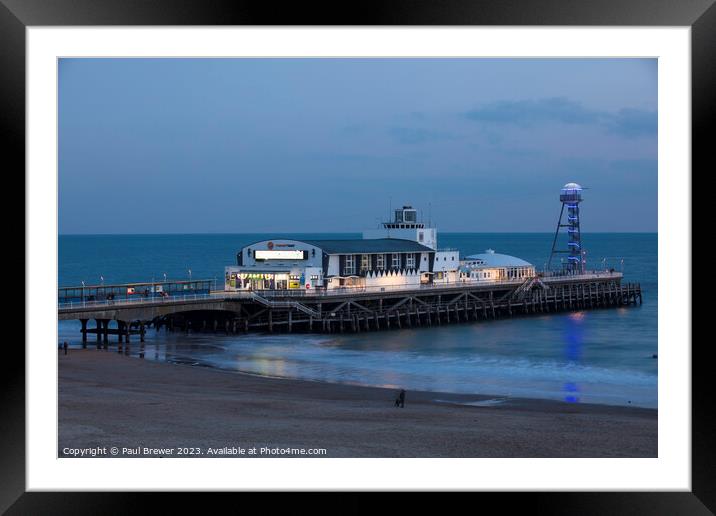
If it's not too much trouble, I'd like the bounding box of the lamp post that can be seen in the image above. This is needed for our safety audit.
[81,280,85,304]
[582,250,587,274]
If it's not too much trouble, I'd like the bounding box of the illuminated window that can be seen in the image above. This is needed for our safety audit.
[345,255,355,275]
[376,254,385,270]
[361,254,370,271]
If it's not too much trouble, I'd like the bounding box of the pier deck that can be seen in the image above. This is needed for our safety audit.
[58,272,641,345]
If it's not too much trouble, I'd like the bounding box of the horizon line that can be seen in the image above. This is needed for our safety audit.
[58,230,658,237]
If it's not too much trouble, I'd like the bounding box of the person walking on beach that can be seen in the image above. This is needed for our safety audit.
[395,389,406,408]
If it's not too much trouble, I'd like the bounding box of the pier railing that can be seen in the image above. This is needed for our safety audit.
[58,270,623,310]
[58,292,226,310]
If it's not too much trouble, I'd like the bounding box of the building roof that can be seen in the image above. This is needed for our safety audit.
[303,238,433,255]
[464,249,533,268]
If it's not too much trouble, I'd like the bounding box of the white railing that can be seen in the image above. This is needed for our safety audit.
[57,292,235,310]
[59,271,624,310]
[224,278,536,298]
[541,271,623,282]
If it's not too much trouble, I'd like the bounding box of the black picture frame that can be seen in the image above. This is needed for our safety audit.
[3,0,709,511]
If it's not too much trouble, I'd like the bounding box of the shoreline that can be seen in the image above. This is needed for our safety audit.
[59,349,657,458]
[167,357,656,411]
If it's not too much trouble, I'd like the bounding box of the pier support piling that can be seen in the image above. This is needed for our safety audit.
[80,319,88,348]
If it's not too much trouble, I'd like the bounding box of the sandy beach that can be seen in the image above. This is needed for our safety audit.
[58,349,657,458]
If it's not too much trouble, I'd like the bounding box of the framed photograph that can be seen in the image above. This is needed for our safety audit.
[6,0,708,511]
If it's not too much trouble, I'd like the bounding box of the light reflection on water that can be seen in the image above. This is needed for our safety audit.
[59,306,657,408]
[563,312,585,403]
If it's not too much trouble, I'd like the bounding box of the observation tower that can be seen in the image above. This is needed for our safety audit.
[548,182,585,273]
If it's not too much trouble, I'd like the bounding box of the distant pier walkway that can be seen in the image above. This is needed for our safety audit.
[58,272,641,345]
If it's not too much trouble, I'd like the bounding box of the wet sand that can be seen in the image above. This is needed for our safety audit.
[58,349,657,458]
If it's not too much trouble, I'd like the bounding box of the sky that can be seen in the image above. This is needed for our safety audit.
[59,58,657,234]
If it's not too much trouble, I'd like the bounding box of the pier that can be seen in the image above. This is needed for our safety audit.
[58,272,642,343]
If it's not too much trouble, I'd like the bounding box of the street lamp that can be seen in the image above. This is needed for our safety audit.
[582,250,587,274]
[163,273,167,283]
[188,269,192,282]
[81,280,85,303]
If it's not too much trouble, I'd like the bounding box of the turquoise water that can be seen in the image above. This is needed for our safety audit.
[58,233,657,408]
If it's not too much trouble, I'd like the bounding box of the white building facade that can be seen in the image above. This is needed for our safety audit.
[224,207,534,292]
[225,238,435,292]
[460,249,535,282]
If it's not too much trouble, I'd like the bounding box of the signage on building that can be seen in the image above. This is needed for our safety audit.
[255,250,306,260]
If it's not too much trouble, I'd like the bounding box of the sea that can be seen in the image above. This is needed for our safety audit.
[58,233,658,408]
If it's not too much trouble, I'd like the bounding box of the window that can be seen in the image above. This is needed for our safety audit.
[345,255,355,275]
[418,231,424,242]
[376,254,385,270]
[361,254,370,271]
[392,254,401,269]
[406,253,415,268]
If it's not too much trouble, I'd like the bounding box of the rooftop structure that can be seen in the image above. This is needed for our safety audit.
[363,205,437,250]
[301,238,432,254]
[464,249,533,268]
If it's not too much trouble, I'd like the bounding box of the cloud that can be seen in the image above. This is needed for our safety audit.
[606,108,657,138]
[465,97,656,138]
[389,126,455,145]
[465,97,600,126]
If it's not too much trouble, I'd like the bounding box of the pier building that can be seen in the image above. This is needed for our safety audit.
[460,249,536,282]
[225,204,461,292]
[226,238,435,291]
